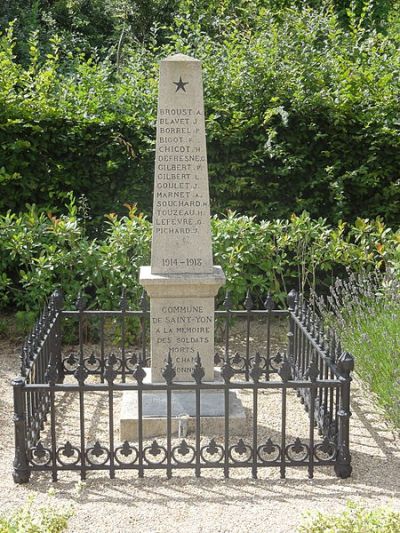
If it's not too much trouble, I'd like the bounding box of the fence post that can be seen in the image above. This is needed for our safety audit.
[287,289,297,363]
[334,351,354,479]
[52,290,64,383]
[12,377,31,483]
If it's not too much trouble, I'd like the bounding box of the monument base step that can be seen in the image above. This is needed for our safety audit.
[119,370,247,440]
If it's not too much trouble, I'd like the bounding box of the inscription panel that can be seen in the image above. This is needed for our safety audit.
[150,297,215,382]
[151,57,213,274]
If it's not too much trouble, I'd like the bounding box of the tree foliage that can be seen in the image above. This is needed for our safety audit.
[0,2,399,224]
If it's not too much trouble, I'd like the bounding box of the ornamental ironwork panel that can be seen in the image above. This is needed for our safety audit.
[12,288,354,483]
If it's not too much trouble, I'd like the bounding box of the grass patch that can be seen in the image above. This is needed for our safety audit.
[299,501,400,533]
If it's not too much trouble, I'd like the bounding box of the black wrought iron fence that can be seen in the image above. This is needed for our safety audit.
[12,289,354,483]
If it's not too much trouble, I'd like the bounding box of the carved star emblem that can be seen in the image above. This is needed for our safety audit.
[173,76,188,92]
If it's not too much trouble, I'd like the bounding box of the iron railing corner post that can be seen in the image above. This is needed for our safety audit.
[12,376,31,484]
[334,351,354,479]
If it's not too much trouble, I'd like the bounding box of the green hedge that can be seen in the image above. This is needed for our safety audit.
[1,4,400,224]
[1,199,398,312]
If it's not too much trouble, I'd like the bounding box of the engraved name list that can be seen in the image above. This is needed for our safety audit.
[151,57,213,275]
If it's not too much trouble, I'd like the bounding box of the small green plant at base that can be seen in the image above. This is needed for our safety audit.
[73,480,86,497]
[0,496,72,533]
[15,311,37,336]
[298,501,400,533]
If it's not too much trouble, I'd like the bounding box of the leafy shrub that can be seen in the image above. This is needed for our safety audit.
[0,195,151,311]
[0,0,177,64]
[0,3,400,224]
[0,1,394,64]
[299,501,400,532]
[0,497,72,533]
[15,310,37,336]
[0,200,398,311]
[212,210,400,305]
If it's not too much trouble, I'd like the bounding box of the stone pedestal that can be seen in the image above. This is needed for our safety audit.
[140,266,225,382]
[120,369,247,440]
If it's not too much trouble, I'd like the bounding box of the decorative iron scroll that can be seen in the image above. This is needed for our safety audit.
[28,437,336,469]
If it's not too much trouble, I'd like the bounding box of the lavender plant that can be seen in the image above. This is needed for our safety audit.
[315,271,400,428]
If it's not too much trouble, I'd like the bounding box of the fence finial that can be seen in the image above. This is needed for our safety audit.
[120,287,128,312]
[103,358,117,384]
[244,289,253,311]
[223,290,232,310]
[305,360,319,382]
[133,362,146,384]
[45,360,58,385]
[279,357,292,382]
[52,289,64,311]
[221,360,235,383]
[19,343,28,377]
[287,289,297,311]
[337,351,354,377]
[74,363,88,384]
[140,290,148,312]
[75,291,86,312]
[162,350,176,385]
[264,293,274,311]
[250,353,263,383]
[191,352,205,384]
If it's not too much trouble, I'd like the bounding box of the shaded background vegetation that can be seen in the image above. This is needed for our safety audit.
[0,0,399,226]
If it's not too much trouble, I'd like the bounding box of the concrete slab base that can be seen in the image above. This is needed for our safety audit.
[119,369,247,440]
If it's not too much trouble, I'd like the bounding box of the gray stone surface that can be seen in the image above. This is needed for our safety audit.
[148,296,214,382]
[120,369,247,439]
[151,53,213,275]
[140,266,225,382]
[120,388,247,440]
[139,266,225,297]
[122,389,242,419]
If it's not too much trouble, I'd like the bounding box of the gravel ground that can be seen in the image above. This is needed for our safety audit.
[1,323,400,533]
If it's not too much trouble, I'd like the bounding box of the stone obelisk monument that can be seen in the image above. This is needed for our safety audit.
[139,54,225,382]
[120,55,245,439]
